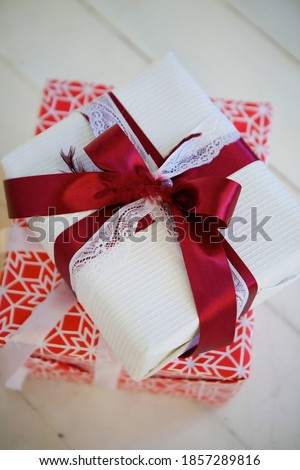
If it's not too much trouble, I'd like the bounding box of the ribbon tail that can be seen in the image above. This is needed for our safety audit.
[170,204,237,355]
[4,172,124,218]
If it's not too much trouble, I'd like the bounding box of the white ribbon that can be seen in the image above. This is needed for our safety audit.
[93,338,122,390]
[0,224,122,390]
[0,225,76,389]
[0,281,76,390]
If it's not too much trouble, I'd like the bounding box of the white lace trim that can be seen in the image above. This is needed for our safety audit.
[153,130,239,180]
[73,93,247,317]
[80,94,157,173]
[71,199,177,287]
[71,199,153,284]
[80,94,118,137]
[231,263,248,316]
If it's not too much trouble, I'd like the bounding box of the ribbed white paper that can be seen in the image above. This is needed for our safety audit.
[2,54,300,380]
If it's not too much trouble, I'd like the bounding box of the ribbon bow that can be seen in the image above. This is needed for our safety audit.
[4,114,257,355]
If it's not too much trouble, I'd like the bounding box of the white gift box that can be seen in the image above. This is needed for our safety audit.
[2,54,300,381]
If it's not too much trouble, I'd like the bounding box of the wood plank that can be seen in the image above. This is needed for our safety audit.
[0,0,299,450]
[266,276,300,335]
[215,302,300,449]
[85,0,300,192]
[226,0,300,62]
[0,0,146,88]
[0,60,41,232]
[21,379,246,449]
[0,385,70,449]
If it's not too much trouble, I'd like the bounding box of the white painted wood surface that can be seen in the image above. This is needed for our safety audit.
[0,0,299,450]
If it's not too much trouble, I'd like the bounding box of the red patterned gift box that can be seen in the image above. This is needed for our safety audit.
[0,80,272,405]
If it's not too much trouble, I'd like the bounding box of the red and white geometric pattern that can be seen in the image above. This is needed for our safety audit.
[160,310,255,380]
[0,79,273,404]
[211,98,272,163]
[36,80,112,134]
[0,250,60,345]
[26,356,92,385]
[118,372,244,406]
[25,358,243,405]
[0,248,100,372]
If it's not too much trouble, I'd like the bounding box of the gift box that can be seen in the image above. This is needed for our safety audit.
[0,73,267,403]
[3,54,299,381]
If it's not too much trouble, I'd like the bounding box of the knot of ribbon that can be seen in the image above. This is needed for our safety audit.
[58,125,241,230]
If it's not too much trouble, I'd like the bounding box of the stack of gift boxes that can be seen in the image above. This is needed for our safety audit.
[1,56,299,406]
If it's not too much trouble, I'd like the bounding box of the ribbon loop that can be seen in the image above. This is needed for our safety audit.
[173,176,241,228]
[84,125,150,174]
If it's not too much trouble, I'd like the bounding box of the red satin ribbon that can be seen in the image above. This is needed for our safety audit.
[4,93,258,355]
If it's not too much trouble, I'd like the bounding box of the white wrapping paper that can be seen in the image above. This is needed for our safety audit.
[2,54,300,380]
